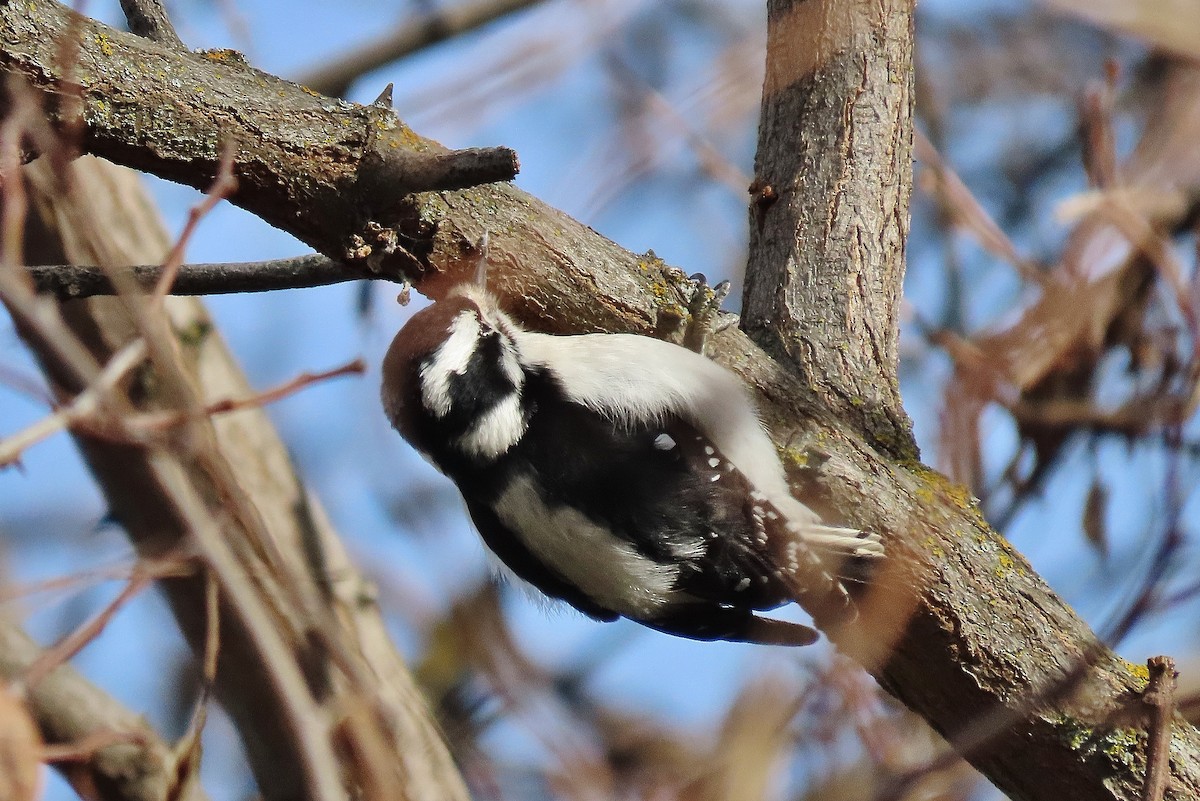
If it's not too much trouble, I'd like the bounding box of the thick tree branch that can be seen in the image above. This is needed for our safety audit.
[743,0,916,460]
[4,4,1199,801]
[1,0,517,278]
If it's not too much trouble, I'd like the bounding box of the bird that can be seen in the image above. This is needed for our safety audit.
[381,270,882,646]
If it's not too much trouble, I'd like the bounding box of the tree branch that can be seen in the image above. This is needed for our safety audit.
[118,0,185,50]
[742,0,916,460]
[0,616,209,801]
[357,144,520,197]
[296,0,549,98]
[1,0,517,278]
[25,255,386,299]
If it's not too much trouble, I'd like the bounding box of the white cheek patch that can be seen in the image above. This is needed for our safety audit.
[456,393,527,460]
[497,329,524,387]
[493,475,680,618]
[420,312,482,417]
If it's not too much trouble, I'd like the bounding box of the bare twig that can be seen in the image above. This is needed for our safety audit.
[1080,60,1120,190]
[0,339,147,467]
[201,569,220,686]
[1142,656,1177,801]
[26,255,394,298]
[1,349,362,463]
[296,0,549,97]
[155,140,238,298]
[118,0,186,50]
[168,570,220,801]
[42,729,150,764]
[0,557,195,604]
[124,358,366,433]
[598,54,751,205]
[19,566,164,690]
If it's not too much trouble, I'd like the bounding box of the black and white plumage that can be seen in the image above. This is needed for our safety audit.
[381,283,882,646]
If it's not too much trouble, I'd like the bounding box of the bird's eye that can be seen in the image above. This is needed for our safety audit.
[652,433,677,451]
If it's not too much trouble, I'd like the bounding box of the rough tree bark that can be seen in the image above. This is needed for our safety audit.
[744,0,914,461]
[0,616,210,801]
[2,2,1197,801]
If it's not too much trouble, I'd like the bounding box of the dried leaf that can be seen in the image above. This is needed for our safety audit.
[1083,478,1110,559]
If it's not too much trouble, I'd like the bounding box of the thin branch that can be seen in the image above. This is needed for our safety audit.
[41,729,150,764]
[118,0,186,50]
[0,339,146,467]
[26,255,393,299]
[296,0,549,98]
[1,347,361,466]
[0,558,194,604]
[20,569,159,691]
[123,358,366,434]
[1143,656,1177,801]
[1080,60,1120,190]
[169,570,220,801]
[914,129,1043,283]
[358,145,520,198]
